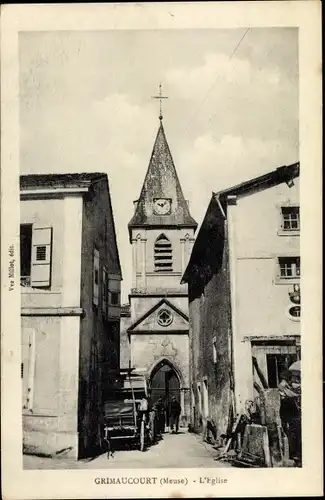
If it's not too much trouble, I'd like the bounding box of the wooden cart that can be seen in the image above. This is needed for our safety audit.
[100,370,156,457]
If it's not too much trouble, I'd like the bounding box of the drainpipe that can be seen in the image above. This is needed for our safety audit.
[224,218,236,422]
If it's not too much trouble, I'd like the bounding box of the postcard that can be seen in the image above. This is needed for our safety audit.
[1,2,322,498]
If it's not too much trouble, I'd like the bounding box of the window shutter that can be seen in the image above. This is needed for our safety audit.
[30,226,52,287]
[93,249,99,306]
[22,329,36,410]
[102,267,108,318]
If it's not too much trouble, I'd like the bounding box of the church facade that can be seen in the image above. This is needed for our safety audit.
[120,116,197,426]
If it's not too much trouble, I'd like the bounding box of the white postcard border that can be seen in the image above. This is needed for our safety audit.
[1,2,322,498]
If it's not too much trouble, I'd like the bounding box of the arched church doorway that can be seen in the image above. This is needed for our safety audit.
[150,360,181,425]
[150,359,181,426]
[150,360,181,404]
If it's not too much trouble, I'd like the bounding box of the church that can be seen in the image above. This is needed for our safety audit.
[120,105,197,427]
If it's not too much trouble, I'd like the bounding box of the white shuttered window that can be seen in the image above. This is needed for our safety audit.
[30,225,53,287]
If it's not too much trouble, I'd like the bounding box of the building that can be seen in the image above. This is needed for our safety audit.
[20,173,122,459]
[181,163,300,440]
[120,115,197,425]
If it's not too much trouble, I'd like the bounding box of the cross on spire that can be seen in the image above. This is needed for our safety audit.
[152,83,168,120]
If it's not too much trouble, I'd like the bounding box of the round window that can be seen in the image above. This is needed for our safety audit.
[157,309,173,327]
[287,305,301,321]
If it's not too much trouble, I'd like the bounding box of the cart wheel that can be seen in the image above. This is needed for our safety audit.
[148,421,153,444]
[106,439,111,459]
[149,421,154,444]
[150,415,157,444]
[140,419,145,451]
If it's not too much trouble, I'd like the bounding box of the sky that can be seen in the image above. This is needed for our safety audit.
[19,28,299,301]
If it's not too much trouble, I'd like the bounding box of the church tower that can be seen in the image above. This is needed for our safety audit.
[122,91,197,426]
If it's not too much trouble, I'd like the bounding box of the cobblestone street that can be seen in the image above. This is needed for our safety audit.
[24,430,232,470]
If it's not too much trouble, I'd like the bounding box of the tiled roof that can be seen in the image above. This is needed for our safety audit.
[215,162,300,201]
[20,172,123,277]
[20,172,106,189]
[128,121,197,231]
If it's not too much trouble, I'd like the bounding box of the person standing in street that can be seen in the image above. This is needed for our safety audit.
[152,398,163,440]
[156,397,165,436]
[137,395,150,433]
[169,396,181,434]
[278,370,302,466]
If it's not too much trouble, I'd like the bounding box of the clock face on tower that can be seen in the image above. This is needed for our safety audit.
[153,198,171,215]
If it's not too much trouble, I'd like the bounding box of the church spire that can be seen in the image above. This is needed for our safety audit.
[128,114,197,238]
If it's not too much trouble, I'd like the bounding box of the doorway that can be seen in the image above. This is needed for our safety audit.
[150,360,181,426]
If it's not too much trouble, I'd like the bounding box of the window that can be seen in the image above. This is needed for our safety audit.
[20,224,32,286]
[202,379,209,418]
[154,234,172,272]
[287,305,301,321]
[266,354,298,388]
[20,224,52,288]
[197,383,202,415]
[281,206,300,232]
[93,248,99,306]
[278,256,300,279]
[252,342,300,390]
[157,308,173,327]
[108,276,120,306]
[110,292,119,306]
[289,306,301,318]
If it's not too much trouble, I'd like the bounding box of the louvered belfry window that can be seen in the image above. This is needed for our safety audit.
[154,234,172,272]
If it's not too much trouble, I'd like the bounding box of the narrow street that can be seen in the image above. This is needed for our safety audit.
[24,430,232,470]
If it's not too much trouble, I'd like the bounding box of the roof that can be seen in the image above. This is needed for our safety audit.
[214,162,300,203]
[127,297,189,333]
[182,162,300,284]
[128,120,197,235]
[20,172,106,190]
[20,172,123,278]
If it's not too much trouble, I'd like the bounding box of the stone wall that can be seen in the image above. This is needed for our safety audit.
[79,178,121,456]
[188,206,232,440]
[21,315,80,459]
